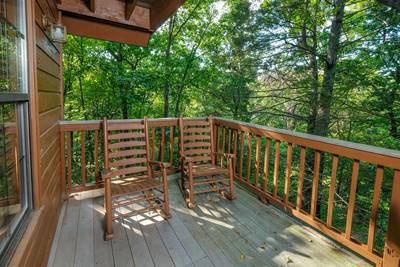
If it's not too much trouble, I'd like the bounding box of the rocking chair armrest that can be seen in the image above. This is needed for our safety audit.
[148,160,171,169]
[102,170,113,180]
[214,152,236,159]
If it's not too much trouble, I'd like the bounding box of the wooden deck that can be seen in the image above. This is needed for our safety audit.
[47,175,371,267]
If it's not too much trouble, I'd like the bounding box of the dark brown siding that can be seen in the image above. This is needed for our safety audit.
[9,0,63,266]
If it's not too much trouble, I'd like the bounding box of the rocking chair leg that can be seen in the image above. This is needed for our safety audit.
[162,168,171,219]
[104,178,113,240]
[187,173,195,208]
[226,160,236,201]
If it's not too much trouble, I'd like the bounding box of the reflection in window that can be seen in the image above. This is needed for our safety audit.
[0,0,24,92]
[0,104,21,241]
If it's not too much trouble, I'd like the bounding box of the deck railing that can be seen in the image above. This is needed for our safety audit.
[58,117,400,266]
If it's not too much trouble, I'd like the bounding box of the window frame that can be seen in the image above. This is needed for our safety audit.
[0,0,33,264]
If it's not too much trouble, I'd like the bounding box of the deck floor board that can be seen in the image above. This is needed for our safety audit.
[49,176,371,267]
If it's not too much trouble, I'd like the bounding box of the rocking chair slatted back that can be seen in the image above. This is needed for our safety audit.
[179,117,215,165]
[104,118,151,178]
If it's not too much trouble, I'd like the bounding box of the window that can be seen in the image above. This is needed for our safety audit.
[0,0,31,263]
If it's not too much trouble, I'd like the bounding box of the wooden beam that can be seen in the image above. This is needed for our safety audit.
[126,0,138,20]
[62,15,151,46]
[150,0,186,30]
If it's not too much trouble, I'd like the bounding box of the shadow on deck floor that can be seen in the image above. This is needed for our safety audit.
[47,175,371,267]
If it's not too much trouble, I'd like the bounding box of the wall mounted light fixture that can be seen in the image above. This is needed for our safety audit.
[42,15,67,43]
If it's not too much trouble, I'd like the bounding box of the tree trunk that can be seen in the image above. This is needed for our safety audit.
[163,16,175,118]
[314,0,346,137]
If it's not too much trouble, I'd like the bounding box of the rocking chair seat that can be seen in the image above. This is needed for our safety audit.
[184,163,228,177]
[111,176,162,197]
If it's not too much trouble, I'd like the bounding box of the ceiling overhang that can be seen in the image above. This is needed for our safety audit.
[56,0,186,46]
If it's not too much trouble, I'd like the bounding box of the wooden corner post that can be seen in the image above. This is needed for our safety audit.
[383,170,400,267]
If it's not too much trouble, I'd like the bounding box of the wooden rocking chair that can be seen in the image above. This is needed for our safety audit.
[103,118,171,240]
[179,117,235,208]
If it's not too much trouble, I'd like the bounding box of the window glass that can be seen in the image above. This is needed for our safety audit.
[0,104,23,241]
[0,0,24,92]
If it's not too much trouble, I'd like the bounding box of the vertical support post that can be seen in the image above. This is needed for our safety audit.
[254,136,261,187]
[296,146,306,210]
[81,131,86,186]
[94,130,99,181]
[383,170,400,267]
[169,126,174,165]
[60,129,66,197]
[273,141,281,197]
[310,150,321,218]
[284,143,293,206]
[327,155,339,227]
[246,133,252,183]
[239,131,244,180]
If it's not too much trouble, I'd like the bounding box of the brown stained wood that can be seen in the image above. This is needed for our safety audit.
[184,127,210,134]
[367,166,383,252]
[221,127,226,167]
[125,0,138,20]
[383,170,400,266]
[327,155,339,227]
[310,151,321,218]
[179,117,235,207]
[160,127,166,162]
[215,125,220,164]
[254,136,261,188]
[227,129,232,154]
[109,149,147,159]
[183,135,211,141]
[296,146,306,210]
[94,130,100,181]
[150,0,186,29]
[232,130,238,173]
[109,141,146,149]
[246,133,252,183]
[108,132,145,140]
[239,131,245,180]
[60,130,66,196]
[345,160,360,240]
[262,138,271,192]
[214,118,400,170]
[273,141,281,197]
[152,128,156,160]
[81,131,87,185]
[88,0,95,11]
[284,143,293,206]
[109,157,147,168]
[169,126,174,165]
[67,133,72,193]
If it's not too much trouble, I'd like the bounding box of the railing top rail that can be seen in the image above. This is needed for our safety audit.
[214,117,400,169]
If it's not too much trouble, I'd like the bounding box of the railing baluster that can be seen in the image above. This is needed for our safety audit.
[367,166,383,252]
[273,140,281,197]
[239,131,244,180]
[246,133,252,183]
[159,127,165,162]
[81,131,86,185]
[151,128,156,160]
[215,125,220,164]
[327,155,339,227]
[345,160,360,239]
[284,143,293,206]
[67,132,72,193]
[94,130,99,182]
[262,138,270,193]
[232,130,237,174]
[221,127,226,166]
[169,126,174,165]
[227,129,232,154]
[296,146,306,210]
[60,130,66,195]
[254,136,261,187]
[310,151,321,217]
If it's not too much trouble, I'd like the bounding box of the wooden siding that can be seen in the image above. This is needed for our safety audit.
[9,0,63,266]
